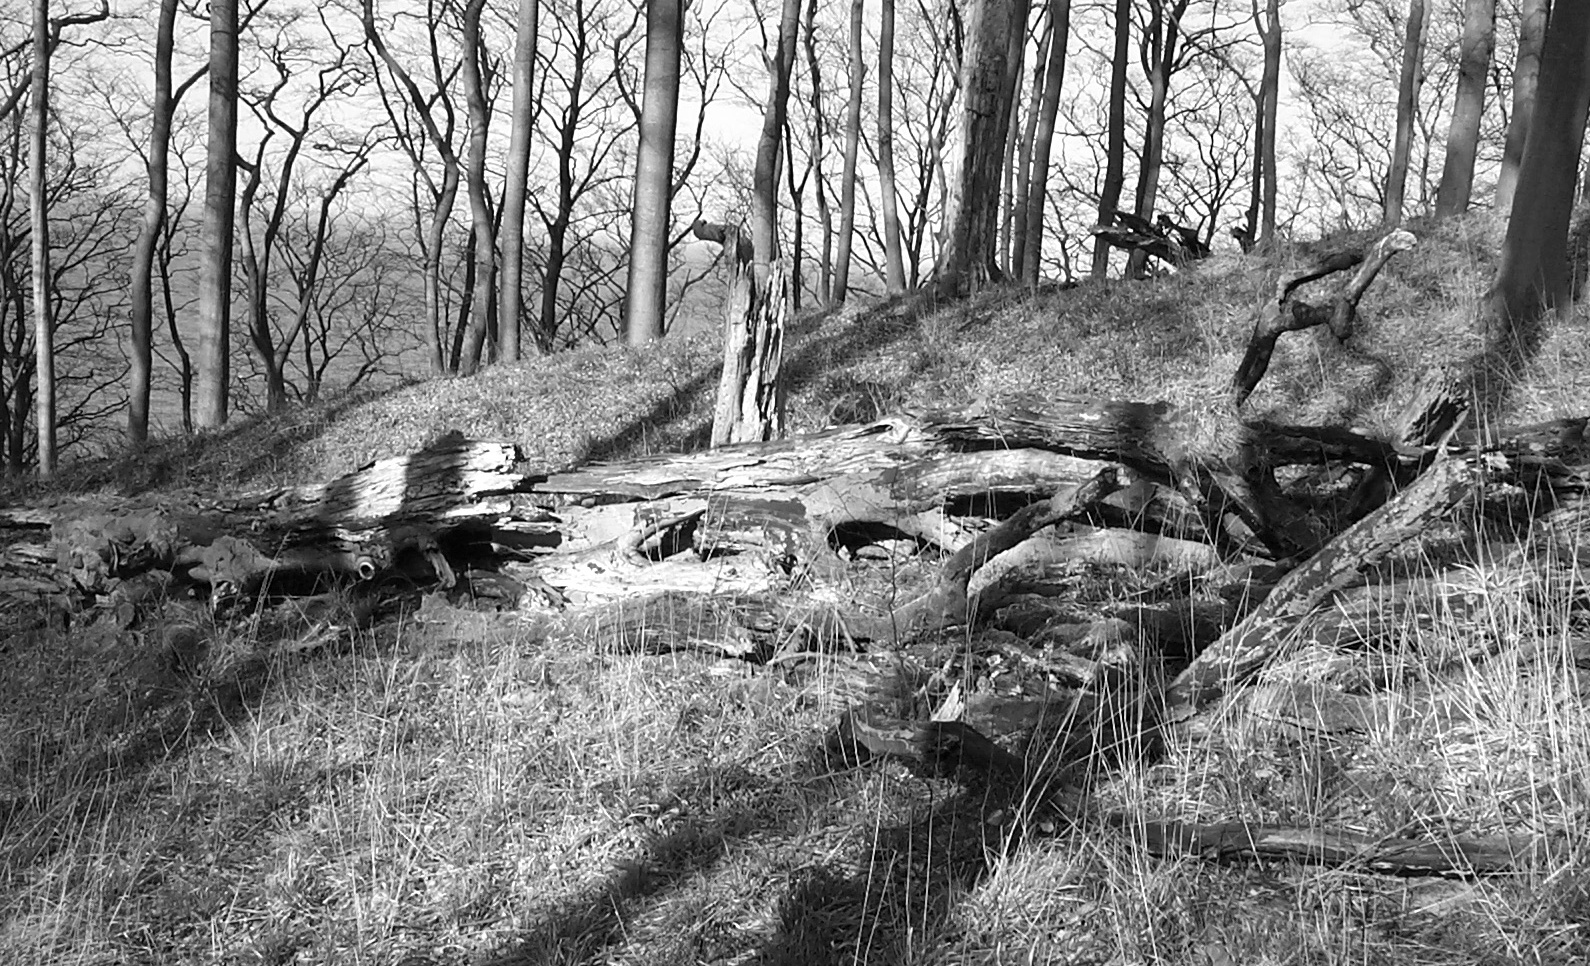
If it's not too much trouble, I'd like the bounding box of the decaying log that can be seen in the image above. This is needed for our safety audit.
[1091,209,1210,267]
[1232,230,1418,406]
[1163,455,1483,719]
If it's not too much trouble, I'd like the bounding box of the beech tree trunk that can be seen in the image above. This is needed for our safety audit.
[363,0,461,375]
[196,0,239,430]
[1434,0,1496,216]
[1010,5,1051,281]
[128,0,182,445]
[499,0,539,360]
[1125,0,1188,278]
[1486,0,1590,349]
[802,0,833,306]
[624,0,682,347]
[458,0,498,376]
[1021,0,1069,286]
[1091,0,1130,280]
[832,0,865,303]
[877,0,908,292]
[934,0,1030,298]
[1257,0,1280,247]
[1384,0,1427,227]
[1495,0,1549,214]
[29,0,53,475]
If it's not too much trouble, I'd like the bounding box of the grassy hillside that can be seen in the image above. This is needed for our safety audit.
[3,214,1588,965]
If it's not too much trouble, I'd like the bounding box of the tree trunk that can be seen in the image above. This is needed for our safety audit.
[458,0,498,376]
[1010,4,1051,280]
[364,0,463,377]
[1384,0,1428,226]
[1434,0,1496,216]
[1495,0,1549,214]
[1022,0,1070,286]
[29,0,53,475]
[128,0,182,445]
[1126,0,1187,279]
[751,0,802,290]
[999,13,1032,277]
[1257,0,1281,247]
[877,0,908,292]
[1486,0,1590,352]
[1091,0,1130,280]
[196,0,239,430]
[832,0,865,304]
[933,0,1030,299]
[499,0,538,360]
[624,0,682,347]
[802,0,832,307]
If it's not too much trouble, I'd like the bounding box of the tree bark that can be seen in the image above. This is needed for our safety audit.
[458,0,498,376]
[624,0,682,347]
[1384,0,1427,226]
[499,0,539,360]
[1091,0,1131,280]
[1434,0,1496,216]
[877,0,908,292]
[1010,5,1050,281]
[1495,0,1549,215]
[933,0,1030,299]
[832,0,865,304]
[1257,0,1280,247]
[1486,0,1590,350]
[751,0,802,290]
[196,0,239,430]
[29,0,53,475]
[128,0,183,445]
[1020,0,1069,286]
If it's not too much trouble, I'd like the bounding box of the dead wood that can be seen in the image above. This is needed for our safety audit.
[1232,230,1417,406]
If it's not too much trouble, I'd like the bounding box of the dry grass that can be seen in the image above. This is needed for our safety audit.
[4,216,1589,963]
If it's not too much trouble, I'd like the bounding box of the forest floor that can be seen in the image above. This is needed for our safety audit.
[3,214,1590,965]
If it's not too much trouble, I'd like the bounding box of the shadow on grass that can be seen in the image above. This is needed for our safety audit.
[478,747,1022,966]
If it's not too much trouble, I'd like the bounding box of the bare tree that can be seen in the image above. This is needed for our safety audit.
[456,0,498,375]
[1091,0,1130,279]
[29,0,53,474]
[128,0,205,444]
[364,0,462,376]
[498,0,538,361]
[1486,0,1590,349]
[1495,0,1549,213]
[623,0,681,346]
[877,0,908,291]
[1434,0,1496,215]
[195,0,238,429]
[831,0,865,302]
[934,0,1030,297]
[1255,0,1279,246]
[1020,0,1069,284]
[1383,0,1427,226]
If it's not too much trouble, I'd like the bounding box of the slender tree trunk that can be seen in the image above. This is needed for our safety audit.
[1435,0,1496,216]
[1022,0,1069,285]
[1487,0,1590,348]
[1495,0,1549,214]
[623,0,682,346]
[29,0,53,474]
[1011,5,1051,280]
[1091,0,1130,279]
[998,14,1030,277]
[364,0,461,376]
[934,0,1030,298]
[1257,0,1281,246]
[751,0,802,288]
[499,0,538,359]
[196,0,238,429]
[458,0,497,376]
[1384,0,1428,226]
[128,0,181,444]
[832,0,865,303]
[802,0,832,306]
[877,0,908,292]
[1126,0,1186,278]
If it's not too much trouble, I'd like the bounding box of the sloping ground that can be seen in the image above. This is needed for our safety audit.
[3,215,1589,964]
